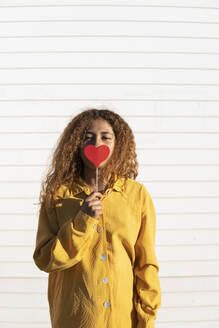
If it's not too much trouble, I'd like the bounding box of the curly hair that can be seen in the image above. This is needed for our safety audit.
[38,107,139,210]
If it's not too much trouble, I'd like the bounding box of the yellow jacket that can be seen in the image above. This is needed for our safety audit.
[33,176,161,328]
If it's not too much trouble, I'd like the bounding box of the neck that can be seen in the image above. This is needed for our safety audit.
[81,166,110,190]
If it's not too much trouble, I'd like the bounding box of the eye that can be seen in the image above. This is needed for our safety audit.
[85,136,111,140]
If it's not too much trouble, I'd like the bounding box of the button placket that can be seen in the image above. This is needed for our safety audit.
[96,201,111,311]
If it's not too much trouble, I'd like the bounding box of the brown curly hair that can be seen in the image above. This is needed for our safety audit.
[38,107,139,210]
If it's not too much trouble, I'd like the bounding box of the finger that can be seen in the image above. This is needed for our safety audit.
[89,200,102,206]
[92,205,102,210]
[94,192,104,198]
[89,191,103,200]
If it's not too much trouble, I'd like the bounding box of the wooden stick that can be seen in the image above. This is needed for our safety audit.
[96,167,98,192]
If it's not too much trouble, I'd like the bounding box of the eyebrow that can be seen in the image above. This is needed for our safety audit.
[86,131,113,135]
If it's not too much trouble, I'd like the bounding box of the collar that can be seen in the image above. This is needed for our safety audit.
[70,174,126,198]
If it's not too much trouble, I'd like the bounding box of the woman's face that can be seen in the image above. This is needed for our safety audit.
[80,118,116,170]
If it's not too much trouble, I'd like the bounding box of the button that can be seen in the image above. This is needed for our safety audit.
[104,301,110,307]
[107,189,112,194]
[93,224,97,229]
[100,254,106,261]
[97,226,103,233]
[102,277,108,284]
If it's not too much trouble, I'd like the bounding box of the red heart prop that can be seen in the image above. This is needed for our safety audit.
[84,145,110,168]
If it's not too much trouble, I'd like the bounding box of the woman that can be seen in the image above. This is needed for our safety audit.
[33,108,161,328]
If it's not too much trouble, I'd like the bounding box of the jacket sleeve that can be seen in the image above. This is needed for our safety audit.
[33,200,99,273]
[133,185,162,328]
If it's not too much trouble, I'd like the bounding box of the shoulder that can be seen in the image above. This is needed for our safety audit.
[122,178,150,199]
[124,178,148,191]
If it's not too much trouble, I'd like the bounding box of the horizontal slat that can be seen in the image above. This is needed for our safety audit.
[0,260,219,277]
[1,212,219,230]
[0,277,48,293]
[0,244,218,262]
[0,85,219,101]
[1,68,219,84]
[1,275,218,293]
[0,149,218,165]
[0,324,49,328]
[1,290,219,308]
[1,98,218,103]
[135,149,219,164]
[0,67,219,84]
[0,276,218,293]
[160,261,219,276]
[2,132,219,147]
[0,229,218,246]
[0,306,219,323]
[0,0,219,8]
[1,319,217,328]
[0,5,219,22]
[157,245,219,261]
[0,322,218,328]
[0,116,219,132]
[1,52,219,68]
[160,276,219,292]
[1,36,219,53]
[156,322,219,328]
[133,182,219,197]
[153,212,219,229]
[1,20,219,38]
[154,197,219,213]
[10,196,219,214]
[0,308,49,322]
[1,165,219,182]
[0,247,34,261]
[156,230,219,245]
[158,306,219,321]
[1,194,219,213]
[0,181,219,198]
[0,102,219,116]
[128,165,219,180]
[0,305,219,322]
[0,263,48,277]
[1,320,218,328]
[0,293,48,308]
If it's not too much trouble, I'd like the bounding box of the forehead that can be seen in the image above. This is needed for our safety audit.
[86,119,114,133]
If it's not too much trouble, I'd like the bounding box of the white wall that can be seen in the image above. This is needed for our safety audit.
[0,1,219,327]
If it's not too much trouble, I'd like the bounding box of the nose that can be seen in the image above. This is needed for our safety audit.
[93,135,102,148]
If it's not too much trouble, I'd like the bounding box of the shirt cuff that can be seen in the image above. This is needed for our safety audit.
[137,318,155,328]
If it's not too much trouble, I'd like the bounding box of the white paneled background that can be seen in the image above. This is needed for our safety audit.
[0,0,219,327]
